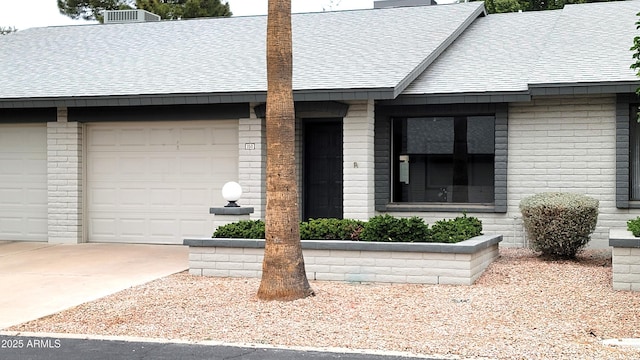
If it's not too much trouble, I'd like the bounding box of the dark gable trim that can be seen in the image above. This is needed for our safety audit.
[68,104,249,122]
[384,92,531,105]
[0,88,390,109]
[530,82,640,97]
[616,93,640,209]
[0,93,265,109]
[253,101,350,119]
[0,108,57,123]
[374,103,508,213]
[392,4,486,98]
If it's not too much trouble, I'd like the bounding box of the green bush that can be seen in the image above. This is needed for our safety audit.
[430,213,483,243]
[212,214,483,244]
[300,218,365,240]
[627,217,640,237]
[360,215,431,242]
[520,192,599,259]
[213,220,265,239]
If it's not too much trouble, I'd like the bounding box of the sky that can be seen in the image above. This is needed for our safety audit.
[0,0,377,30]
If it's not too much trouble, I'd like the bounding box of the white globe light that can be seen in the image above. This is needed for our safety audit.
[222,181,242,207]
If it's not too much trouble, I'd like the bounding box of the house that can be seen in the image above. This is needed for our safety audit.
[0,0,638,247]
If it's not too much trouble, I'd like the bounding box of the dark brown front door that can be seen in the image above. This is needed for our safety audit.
[303,120,343,220]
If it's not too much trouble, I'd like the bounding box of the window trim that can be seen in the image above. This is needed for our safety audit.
[374,103,507,213]
[617,93,640,208]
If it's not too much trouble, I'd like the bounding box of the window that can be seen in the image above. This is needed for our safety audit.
[391,116,495,204]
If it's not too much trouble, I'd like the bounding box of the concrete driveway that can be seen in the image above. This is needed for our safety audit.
[0,241,188,329]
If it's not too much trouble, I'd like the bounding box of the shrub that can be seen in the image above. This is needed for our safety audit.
[430,213,483,243]
[520,192,599,259]
[212,214,483,244]
[627,217,640,237]
[360,215,430,242]
[300,218,365,240]
[213,220,265,239]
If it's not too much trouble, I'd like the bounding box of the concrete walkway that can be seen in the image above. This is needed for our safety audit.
[0,241,188,329]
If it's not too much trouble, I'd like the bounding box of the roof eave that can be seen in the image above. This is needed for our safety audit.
[0,87,397,109]
[528,81,640,96]
[382,91,531,105]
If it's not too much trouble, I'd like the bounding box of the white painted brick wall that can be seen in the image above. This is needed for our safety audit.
[612,247,640,291]
[343,100,375,220]
[506,95,618,248]
[188,243,498,285]
[47,108,83,244]
[383,95,634,249]
[238,105,265,220]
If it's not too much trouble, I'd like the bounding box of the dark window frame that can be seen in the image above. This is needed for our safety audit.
[617,93,640,208]
[375,103,508,213]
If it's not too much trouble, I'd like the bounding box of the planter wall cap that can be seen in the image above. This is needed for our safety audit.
[209,207,255,215]
[183,234,502,254]
[609,229,640,248]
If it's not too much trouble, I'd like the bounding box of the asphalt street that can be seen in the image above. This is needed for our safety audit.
[0,334,443,360]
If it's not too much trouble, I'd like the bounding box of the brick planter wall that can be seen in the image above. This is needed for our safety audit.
[609,229,640,291]
[184,234,502,285]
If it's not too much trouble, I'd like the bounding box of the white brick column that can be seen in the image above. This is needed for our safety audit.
[47,108,83,244]
[238,105,265,220]
[343,100,375,220]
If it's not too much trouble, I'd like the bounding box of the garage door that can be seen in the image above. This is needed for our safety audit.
[87,120,238,244]
[0,124,48,241]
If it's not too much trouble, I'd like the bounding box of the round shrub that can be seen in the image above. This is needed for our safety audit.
[360,215,430,242]
[520,192,599,259]
[300,218,365,240]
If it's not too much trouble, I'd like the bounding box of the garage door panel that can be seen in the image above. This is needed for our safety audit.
[0,124,47,241]
[88,120,239,244]
[149,219,177,237]
[149,188,177,205]
[121,156,149,175]
[120,218,147,237]
[149,128,174,145]
[120,129,147,145]
[120,188,147,206]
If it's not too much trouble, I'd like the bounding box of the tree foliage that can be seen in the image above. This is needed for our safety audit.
[632,12,640,116]
[57,0,231,23]
[632,12,640,88]
[136,0,231,20]
[0,26,17,35]
[57,0,134,22]
[475,0,620,14]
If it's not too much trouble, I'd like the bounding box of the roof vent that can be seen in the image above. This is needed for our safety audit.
[374,0,437,8]
[103,10,161,24]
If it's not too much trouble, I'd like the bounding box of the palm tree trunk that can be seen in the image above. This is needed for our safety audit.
[257,0,314,301]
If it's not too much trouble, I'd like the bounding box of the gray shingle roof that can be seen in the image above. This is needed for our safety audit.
[0,2,484,104]
[528,0,639,88]
[403,0,640,98]
[403,10,562,95]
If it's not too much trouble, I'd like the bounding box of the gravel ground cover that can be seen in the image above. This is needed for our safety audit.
[9,248,640,359]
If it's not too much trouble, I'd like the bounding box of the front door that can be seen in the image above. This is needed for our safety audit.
[303,120,343,220]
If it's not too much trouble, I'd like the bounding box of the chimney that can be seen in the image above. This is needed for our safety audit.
[103,10,161,24]
[374,0,437,8]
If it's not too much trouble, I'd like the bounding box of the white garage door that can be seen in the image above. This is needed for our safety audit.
[0,124,48,241]
[87,120,239,244]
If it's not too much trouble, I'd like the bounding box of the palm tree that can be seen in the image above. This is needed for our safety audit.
[257,0,314,301]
